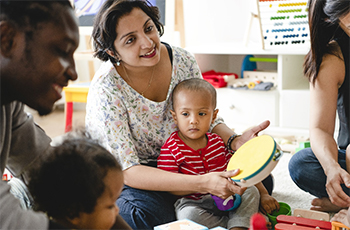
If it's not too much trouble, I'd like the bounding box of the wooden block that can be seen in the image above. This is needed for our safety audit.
[277,215,331,229]
[275,223,322,230]
[293,208,330,221]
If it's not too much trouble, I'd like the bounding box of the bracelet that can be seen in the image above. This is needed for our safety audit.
[227,134,240,152]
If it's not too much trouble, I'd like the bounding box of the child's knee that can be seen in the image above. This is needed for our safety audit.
[242,186,260,204]
[176,206,198,220]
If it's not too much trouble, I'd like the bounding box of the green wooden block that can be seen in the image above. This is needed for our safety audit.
[295,141,310,153]
[299,141,310,148]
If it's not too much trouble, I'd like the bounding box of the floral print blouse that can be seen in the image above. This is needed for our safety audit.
[85,45,223,170]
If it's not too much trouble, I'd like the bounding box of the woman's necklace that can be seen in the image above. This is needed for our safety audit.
[121,63,156,97]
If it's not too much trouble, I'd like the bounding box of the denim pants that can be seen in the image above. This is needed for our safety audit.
[288,147,349,198]
[8,177,34,210]
[116,185,177,230]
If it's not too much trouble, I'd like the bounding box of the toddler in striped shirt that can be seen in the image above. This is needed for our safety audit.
[157,78,272,230]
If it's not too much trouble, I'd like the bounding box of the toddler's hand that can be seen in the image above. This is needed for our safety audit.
[259,193,279,215]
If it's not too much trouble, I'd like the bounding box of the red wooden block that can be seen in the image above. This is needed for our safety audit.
[276,215,331,230]
[275,223,322,230]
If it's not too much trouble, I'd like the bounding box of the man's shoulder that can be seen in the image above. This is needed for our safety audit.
[1,101,25,120]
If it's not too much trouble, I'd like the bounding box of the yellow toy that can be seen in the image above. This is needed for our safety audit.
[227,135,282,187]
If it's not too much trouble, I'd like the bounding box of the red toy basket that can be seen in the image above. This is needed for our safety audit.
[202,70,238,88]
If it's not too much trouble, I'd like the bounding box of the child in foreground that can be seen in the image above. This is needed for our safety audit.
[28,133,129,230]
[157,78,277,230]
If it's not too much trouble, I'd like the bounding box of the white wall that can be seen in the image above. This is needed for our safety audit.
[182,0,262,48]
[75,0,265,82]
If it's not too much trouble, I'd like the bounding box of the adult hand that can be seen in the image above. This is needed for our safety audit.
[200,169,246,199]
[233,120,270,150]
[325,166,350,208]
[331,208,350,228]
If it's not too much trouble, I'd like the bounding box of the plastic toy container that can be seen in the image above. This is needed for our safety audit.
[202,70,238,88]
[267,202,291,227]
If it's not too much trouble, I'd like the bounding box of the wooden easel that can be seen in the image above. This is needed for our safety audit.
[174,0,185,48]
[244,12,264,49]
[243,0,265,49]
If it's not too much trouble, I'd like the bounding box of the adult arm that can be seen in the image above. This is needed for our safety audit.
[124,165,245,199]
[5,102,52,183]
[211,120,270,151]
[211,118,274,212]
[309,49,350,207]
[155,137,245,198]
[0,102,53,229]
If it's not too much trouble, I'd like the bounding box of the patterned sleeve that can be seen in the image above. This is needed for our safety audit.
[86,68,140,170]
[210,116,225,132]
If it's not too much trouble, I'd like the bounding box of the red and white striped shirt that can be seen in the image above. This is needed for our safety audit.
[157,131,232,200]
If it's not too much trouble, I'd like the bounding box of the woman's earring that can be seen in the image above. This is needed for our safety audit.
[116,59,121,66]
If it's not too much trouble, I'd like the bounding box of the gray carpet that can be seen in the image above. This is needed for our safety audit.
[271,152,315,213]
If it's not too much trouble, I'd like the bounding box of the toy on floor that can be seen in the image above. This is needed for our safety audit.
[227,135,283,187]
[331,221,350,230]
[293,208,329,221]
[275,215,332,230]
[295,141,310,154]
[267,202,292,227]
[274,209,333,230]
[249,213,269,230]
[211,193,241,211]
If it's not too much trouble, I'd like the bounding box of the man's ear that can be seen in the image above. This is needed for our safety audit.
[211,109,219,124]
[170,109,178,124]
[0,22,18,57]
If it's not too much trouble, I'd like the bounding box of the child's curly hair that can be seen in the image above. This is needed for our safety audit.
[28,131,122,220]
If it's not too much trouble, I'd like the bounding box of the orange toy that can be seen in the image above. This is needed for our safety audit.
[331,221,350,230]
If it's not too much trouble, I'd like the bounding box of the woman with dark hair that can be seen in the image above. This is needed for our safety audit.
[289,0,350,213]
[86,0,274,229]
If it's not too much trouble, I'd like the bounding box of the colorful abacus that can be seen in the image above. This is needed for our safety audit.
[257,0,310,50]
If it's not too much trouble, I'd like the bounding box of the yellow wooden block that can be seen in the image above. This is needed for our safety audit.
[63,83,90,103]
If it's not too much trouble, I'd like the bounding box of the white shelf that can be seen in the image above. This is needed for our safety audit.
[186,42,309,55]
[192,45,310,136]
